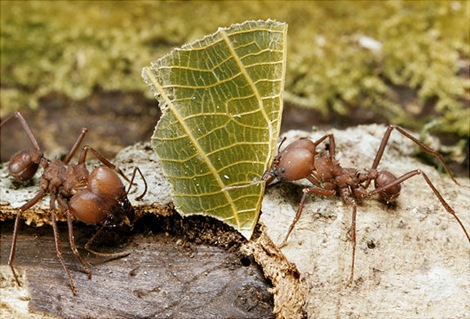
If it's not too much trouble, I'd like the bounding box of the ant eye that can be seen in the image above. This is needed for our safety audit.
[356,171,364,180]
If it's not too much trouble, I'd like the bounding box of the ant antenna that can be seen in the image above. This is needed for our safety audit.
[222,137,288,192]
[1,112,41,151]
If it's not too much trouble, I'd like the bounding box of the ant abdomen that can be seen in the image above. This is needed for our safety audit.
[374,170,401,203]
[8,150,42,181]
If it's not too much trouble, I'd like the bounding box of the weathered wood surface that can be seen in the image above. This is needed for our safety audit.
[0,218,274,319]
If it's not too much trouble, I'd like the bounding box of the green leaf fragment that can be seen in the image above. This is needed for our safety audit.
[142,20,287,239]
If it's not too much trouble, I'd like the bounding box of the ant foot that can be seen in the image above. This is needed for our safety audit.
[278,239,288,249]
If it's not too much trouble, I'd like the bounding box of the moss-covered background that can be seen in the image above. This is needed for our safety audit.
[1,1,469,167]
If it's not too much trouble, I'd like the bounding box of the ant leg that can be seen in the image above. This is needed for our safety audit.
[84,222,131,259]
[280,186,335,247]
[313,134,336,160]
[84,223,106,254]
[78,146,131,183]
[8,212,23,287]
[368,170,470,243]
[49,195,77,295]
[371,125,458,185]
[1,111,41,151]
[346,200,358,286]
[57,196,92,279]
[63,128,88,164]
[125,166,148,200]
[8,190,45,287]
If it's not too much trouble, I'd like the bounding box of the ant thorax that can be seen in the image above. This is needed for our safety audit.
[61,163,89,197]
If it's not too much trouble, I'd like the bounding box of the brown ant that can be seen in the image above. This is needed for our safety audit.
[1,112,148,295]
[260,125,469,284]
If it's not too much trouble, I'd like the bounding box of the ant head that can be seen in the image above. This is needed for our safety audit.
[284,138,317,155]
[275,139,317,182]
[374,170,401,203]
[69,166,134,225]
[8,149,43,181]
[69,190,135,226]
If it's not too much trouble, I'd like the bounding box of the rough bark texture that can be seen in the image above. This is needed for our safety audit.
[241,224,307,319]
[1,124,469,318]
[1,220,273,319]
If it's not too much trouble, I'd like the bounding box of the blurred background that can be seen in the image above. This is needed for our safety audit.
[1,1,469,175]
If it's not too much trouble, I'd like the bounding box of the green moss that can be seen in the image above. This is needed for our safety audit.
[1,1,469,137]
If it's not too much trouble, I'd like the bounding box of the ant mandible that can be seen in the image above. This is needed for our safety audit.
[262,125,470,285]
[1,112,148,295]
